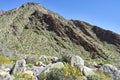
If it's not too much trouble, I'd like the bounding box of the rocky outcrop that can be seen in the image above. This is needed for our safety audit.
[98,64,120,80]
[70,55,84,71]
[83,66,95,76]
[62,54,95,76]
[92,26,120,47]
[32,66,46,76]
[0,70,12,80]
[10,59,26,74]
[0,54,120,80]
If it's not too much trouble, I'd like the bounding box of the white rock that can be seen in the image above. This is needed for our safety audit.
[0,70,12,80]
[71,55,84,71]
[98,64,120,80]
[24,70,33,76]
[82,66,95,76]
[10,59,26,74]
[33,66,46,76]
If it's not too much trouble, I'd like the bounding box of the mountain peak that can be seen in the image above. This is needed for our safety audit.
[19,2,48,14]
[20,2,45,9]
[21,2,40,7]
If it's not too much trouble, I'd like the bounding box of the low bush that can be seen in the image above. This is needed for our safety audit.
[37,64,81,80]
[0,55,20,65]
[87,71,113,80]
[13,73,34,80]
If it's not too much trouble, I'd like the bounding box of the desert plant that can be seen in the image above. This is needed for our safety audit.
[0,56,16,65]
[87,75,103,80]
[37,64,81,80]
[13,73,34,80]
[87,71,113,80]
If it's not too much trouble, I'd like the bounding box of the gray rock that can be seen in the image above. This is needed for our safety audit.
[0,64,13,72]
[82,66,95,76]
[33,62,64,76]
[0,70,13,80]
[10,59,26,74]
[98,64,120,80]
[71,55,84,71]
[32,66,46,76]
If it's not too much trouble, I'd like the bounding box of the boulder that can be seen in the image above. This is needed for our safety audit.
[28,62,64,76]
[82,66,95,76]
[98,64,120,80]
[0,70,12,80]
[10,59,26,74]
[71,55,84,71]
[32,66,46,76]
[0,64,13,72]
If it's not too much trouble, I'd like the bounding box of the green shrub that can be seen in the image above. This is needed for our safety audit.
[37,64,81,80]
[27,63,34,68]
[61,54,72,64]
[13,73,34,80]
[0,56,16,65]
[87,75,103,80]
[87,71,113,80]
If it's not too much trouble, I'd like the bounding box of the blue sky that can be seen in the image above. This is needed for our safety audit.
[0,0,120,34]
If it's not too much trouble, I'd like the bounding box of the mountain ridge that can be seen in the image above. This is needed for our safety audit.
[0,2,120,60]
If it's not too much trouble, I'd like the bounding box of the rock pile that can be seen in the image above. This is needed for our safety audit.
[0,55,119,80]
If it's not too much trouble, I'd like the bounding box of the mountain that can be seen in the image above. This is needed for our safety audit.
[0,10,6,15]
[1,2,120,80]
[0,2,120,60]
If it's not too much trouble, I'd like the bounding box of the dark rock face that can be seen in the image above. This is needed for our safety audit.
[30,10,66,37]
[71,20,94,38]
[92,26,120,47]
[28,10,108,59]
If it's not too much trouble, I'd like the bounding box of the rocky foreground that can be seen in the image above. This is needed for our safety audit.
[0,54,120,80]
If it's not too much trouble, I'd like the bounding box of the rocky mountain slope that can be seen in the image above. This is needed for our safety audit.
[0,2,120,60]
[0,2,120,80]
